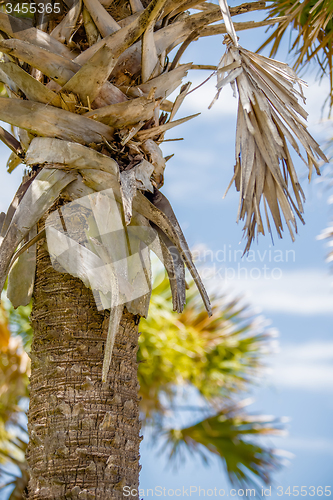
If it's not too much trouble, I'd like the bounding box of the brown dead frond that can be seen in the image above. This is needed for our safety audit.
[210,0,328,252]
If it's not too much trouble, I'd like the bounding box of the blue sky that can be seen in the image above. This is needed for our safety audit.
[1,5,333,498]
[140,9,333,500]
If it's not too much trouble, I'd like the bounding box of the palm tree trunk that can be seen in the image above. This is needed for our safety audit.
[26,236,141,499]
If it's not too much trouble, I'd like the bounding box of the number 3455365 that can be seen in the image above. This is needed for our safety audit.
[5,3,61,14]
[277,486,331,496]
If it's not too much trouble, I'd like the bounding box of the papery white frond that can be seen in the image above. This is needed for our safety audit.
[210,0,328,252]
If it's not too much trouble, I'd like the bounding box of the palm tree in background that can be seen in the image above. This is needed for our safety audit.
[0,272,284,499]
[0,0,329,497]
[259,0,333,110]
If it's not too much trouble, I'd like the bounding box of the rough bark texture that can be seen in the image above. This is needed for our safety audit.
[26,236,142,499]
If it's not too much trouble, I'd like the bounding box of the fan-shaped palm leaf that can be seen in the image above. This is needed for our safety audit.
[164,401,285,493]
[139,269,277,416]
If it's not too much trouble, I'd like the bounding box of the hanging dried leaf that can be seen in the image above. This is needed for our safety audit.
[120,160,154,224]
[78,168,211,315]
[7,226,37,308]
[210,0,328,251]
[154,227,186,312]
[133,190,212,315]
[102,304,123,382]
[0,169,76,298]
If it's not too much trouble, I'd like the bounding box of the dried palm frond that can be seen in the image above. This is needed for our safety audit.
[51,0,83,44]
[0,62,62,107]
[0,39,79,85]
[0,0,322,382]
[0,98,114,144]
[7,226,37,309]
[0,169,76,296]
[1,130,211,380]
[82,0,120,37]
[0,11,73,58]
[259,0,333,110]
[210,0,328,252]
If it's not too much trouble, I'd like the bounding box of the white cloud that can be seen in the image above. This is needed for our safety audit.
[271,362,333,391]
[208,269,333,315]
[269,342,333,392]
[289,341,333,361]
[280,436,333,455]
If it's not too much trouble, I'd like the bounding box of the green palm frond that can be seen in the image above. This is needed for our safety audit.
[138,269,277,417]
[0,434,29,500]
[259,0,333,109]
[164,401,285,492]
